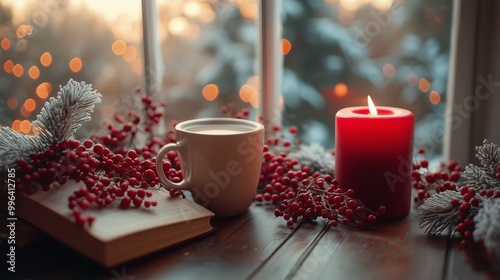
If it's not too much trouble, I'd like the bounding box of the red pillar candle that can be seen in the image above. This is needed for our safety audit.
[335,97,414,219]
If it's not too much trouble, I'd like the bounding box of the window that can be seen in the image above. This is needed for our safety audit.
[0,0,454,161]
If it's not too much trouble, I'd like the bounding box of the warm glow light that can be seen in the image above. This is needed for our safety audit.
[20,106,31,118]
[40,52,52,67]
[16,24,33,38]
[12,64,24,77]
[338,0,393,11]
[250,92,259,108]
[198,5,215,23]
[372,0,394,10]
[334,83,348,97]
[240,2,258,19]
[28,66,40,79]
[36,82,51,99]
[418,78,431,93]
[239,85,257,103]
[122,46,137,63]
[382,63,396,78]
[20,120,32,134]
[12,120,22,133]
[202,84,219,101]
[4,60,14,73]
[168,17,190,35]
[339,0,362,11]
[281,39,292,55]
[429,90,441,105]
[112,40,127,55]
[23,98,36,112]
[7,97,18,110]
[183,1,202,17]
[247,76,260,90]
[1,38,10,50]
[69,57,83,72]
[368,95,378,115]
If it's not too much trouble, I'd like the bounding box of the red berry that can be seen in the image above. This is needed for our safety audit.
[120,196,132,209]
[144,169,156,180]
[367,214,377,223]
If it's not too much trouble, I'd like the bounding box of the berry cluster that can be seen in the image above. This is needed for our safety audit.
[220,103,251,119]
[496,164,500,178]
[411,148,462,202]
[91,89,166,155]
[451,186,499,248]
[14,139,170,227]
[13,91,185,227]
[255,124,385,228]
[273,175,385,227]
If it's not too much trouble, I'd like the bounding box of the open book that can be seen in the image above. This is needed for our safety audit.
[13,182,215,268]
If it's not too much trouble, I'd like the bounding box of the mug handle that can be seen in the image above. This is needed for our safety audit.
[155,143,189,190]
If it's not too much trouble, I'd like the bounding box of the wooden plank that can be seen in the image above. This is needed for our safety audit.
[247,221,344,279]
[124,203,299,279]
[445,236,500,280]
[291,207,450,280]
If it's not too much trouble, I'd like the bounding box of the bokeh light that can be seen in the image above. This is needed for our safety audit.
[112,40,127,55]
[407,74,418,87]
[40,52,53,67]
[334,83,348,97]
[69,57,83,72]
[418,78,431,93]
[240,2,258,19]
[247,76,260,89]
[23,98,36,112]
[122,46,137,62]
[382,64,396,78]
[202,84,219,101]
[16,24,33,38]
[429,90,441,105]
[12,64,24,77]
[281,39,292,55]
[36,82,52,99]
[7,97,18,110]
[20,120,32,134]
[12,120,21,132]
[239,84,257,103]
[168,17,190,36]
[1,38,10,50]
[28,65,40,79]
[4,60,14,73]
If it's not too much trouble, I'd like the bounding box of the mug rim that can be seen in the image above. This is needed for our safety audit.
[175,117,264,135]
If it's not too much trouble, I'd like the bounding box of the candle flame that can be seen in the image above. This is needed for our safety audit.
[367,95,378,115]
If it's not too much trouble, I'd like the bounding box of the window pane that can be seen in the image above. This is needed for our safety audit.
[281,0,453,160]
[0,0,143,136]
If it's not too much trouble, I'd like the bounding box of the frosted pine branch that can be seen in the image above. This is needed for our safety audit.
[0,80,102,168]
[462,139,500,190]
[473,198,500,256]
[475,139,500,174]
[0,127,47,168]
[462,164,498,190]
[288,143,335,175]
[33,79,102,143]
[417,191,463,235]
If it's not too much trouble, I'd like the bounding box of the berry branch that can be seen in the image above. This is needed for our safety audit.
[414,140,500,255]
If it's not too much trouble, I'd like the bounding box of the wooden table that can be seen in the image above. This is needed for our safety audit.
[2,199,499,280]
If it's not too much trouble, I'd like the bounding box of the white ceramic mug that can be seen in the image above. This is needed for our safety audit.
[155,118,264,216]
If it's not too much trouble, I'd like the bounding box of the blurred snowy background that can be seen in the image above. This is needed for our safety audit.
[0,0,452,159]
